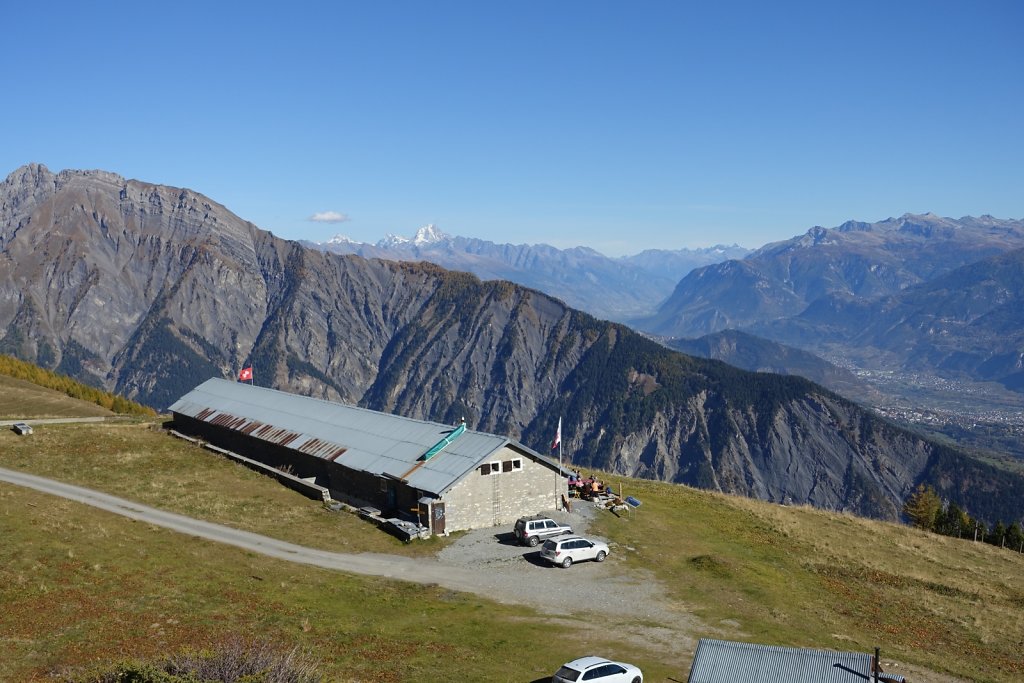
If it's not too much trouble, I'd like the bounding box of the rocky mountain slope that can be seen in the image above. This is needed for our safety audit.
[640,213,1024,338]
[755,248,1024,393]
[306,226,748,322]
[662,329,874,401]
[3,164,1022,524]
[636,214,1024,426]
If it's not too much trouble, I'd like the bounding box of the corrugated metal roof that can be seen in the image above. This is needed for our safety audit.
[687,639,881,683]
[169,378,556,495]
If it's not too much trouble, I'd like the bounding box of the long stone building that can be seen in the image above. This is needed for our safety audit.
[169,378,568,534]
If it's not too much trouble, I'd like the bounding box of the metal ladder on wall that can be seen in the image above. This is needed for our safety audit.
[492,470,501,526]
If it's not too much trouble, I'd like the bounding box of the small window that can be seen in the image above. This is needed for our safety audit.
[379,478,388,492]
[479,462,500,476]
[502,459,522,472]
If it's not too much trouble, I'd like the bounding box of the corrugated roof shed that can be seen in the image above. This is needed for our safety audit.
[687,638,904,683]
[169,378,558,495]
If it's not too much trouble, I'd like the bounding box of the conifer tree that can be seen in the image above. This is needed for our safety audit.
[902,483,941,531]
[987,520,1007,547]
[1005,522,1024,552]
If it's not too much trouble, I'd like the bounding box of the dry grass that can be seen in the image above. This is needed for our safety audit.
[0,374,113,419]
[588,477,1024,682]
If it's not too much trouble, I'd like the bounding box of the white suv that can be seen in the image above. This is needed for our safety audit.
[513,515,573,546]
[540,536,609,568]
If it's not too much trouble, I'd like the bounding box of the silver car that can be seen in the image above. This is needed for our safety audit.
[539,535,609,568]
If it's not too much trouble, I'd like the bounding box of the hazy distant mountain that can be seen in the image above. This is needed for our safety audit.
[633,213,1024,431]
[663,330,873,400]
[640,213,1024,338]
[4,163,1021,524]
[756,247,1024,393]
[305,226,749,322]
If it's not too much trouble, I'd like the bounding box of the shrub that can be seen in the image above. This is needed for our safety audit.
[69,638,321,683]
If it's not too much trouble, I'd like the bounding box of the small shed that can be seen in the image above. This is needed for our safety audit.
[169,378,568,534]
[687,638,906,683]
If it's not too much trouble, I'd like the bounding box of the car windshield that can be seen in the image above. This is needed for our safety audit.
[554,666,581,681]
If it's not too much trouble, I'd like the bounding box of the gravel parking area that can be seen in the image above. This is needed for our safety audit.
[437,502,702,660]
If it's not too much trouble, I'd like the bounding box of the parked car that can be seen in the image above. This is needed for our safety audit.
[512,515,572,546]
[12,422,33,436]
[552,656,642,683]
[540,536,609,568]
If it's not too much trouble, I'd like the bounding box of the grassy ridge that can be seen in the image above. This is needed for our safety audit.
[2,421,1022,682]
[0,353,155,416]
[0,374,114,419]
[589,477,1023,681]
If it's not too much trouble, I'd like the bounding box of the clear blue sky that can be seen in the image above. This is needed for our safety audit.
[4,1,1021,255]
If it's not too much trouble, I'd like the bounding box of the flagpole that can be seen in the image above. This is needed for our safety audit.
[556,417,563,511]
[558,423,562,509]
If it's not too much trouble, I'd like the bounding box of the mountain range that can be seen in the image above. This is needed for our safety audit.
[640,213,1024,338]
[304,226,749,322]
[2,163,1023,525]
[637,214,1024,420]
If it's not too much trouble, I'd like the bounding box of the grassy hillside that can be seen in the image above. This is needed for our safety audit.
[0,373,114,419]
[0,353,155,417]
[2,421,1022,682]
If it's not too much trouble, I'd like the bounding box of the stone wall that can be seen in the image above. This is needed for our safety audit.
[442,445,566,532]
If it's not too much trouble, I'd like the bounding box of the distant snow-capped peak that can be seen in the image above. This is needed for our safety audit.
[378,224,451,248]
[414,224,450,245]
[378,233,411,248]
[325,234,361,246]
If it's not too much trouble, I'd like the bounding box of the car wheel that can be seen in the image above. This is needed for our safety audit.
[528,536,540,547]
[631,677,641,683]
[561,556,573,568]
[596,550,607,562]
